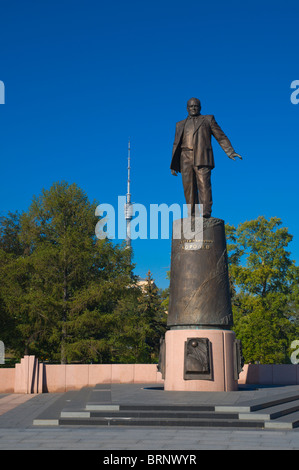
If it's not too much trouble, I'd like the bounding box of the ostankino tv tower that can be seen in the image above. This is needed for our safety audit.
[125,140,133,250]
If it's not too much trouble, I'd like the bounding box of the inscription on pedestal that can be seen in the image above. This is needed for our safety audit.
[180,239,213,251]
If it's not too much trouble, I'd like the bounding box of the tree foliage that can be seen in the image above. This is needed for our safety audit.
[226,216,299,364]
[108,271,167,364]
[0,182,166,364]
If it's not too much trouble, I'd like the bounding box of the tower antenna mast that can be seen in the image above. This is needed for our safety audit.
[125,139,133,249]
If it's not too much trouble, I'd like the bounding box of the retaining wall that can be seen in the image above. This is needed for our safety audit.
[1,356,299,394]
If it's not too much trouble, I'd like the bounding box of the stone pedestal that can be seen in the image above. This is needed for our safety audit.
[161,217,241,392]
[164,329,238,391]
[167,217,233,329]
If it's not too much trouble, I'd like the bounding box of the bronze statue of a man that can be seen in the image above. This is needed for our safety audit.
[170,98,242,218]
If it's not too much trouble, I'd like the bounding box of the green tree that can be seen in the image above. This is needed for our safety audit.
[0,212,26,354]
[108,271,167,363]
[0,211,23,256]
[0,182,134,363]
[226,216,298,364]
[137,271,167,362]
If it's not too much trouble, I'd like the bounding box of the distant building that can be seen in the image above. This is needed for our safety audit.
[136,276,157,291]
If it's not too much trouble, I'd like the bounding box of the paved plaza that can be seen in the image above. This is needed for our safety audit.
[0,386,299,450]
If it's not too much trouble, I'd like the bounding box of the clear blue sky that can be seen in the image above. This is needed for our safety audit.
[0,0,298,288]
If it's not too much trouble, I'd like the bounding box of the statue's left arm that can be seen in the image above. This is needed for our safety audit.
[210,116,242,161]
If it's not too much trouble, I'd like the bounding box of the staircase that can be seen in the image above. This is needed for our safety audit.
[33,384,299,429]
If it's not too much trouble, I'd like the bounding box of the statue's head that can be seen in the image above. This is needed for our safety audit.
[187,98,201,116]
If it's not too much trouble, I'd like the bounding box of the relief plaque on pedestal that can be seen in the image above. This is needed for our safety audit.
[184,337,213,380]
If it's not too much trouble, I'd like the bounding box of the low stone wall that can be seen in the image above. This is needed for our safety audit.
[0,368,15,393]
[239,364,299,385]
[0,356,163,394]
[42,362,163,392]
[1,357,299,394]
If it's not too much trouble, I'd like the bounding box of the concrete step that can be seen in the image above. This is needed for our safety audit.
[238,399,299,421]
[32,384,299,429]
[86,403,215,412]
[60,409,239,420]
[264,411,299,429]
[215,390,299,413]
[58,415,265,428]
